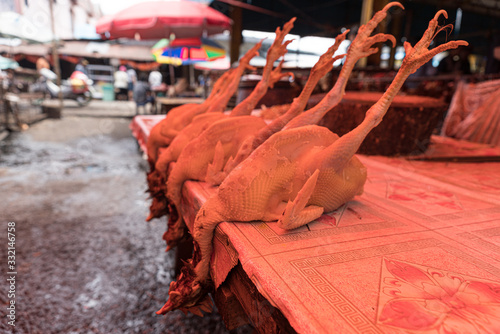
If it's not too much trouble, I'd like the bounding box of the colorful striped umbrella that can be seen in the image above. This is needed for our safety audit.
[151,37,226,66]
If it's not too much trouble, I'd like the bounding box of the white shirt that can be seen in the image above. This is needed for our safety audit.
[149,71,162,88]
[114,70,128,89]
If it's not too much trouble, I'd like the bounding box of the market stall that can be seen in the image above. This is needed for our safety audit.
[128,3,500,333]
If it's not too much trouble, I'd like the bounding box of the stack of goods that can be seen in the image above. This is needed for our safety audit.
[441,79,500,146]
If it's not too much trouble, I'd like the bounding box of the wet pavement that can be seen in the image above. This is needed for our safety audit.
[0,101,249,333]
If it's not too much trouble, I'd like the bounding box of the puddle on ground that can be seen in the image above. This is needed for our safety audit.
[0,122,145,176]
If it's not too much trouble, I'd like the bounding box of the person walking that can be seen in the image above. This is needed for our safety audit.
[126,66,137,101]
[133,72,155,114]
[114,65,129,100]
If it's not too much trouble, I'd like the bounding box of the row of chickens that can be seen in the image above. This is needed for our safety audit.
[143,2,467,317]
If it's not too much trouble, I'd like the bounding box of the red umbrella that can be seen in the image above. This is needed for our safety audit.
[96,0,232,40]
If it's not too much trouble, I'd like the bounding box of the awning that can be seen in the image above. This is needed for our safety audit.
[0,41,155,62]
[0,43,49,56]
[59,41,154,61]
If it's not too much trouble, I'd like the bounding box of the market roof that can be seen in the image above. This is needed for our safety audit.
[211,0,500,55]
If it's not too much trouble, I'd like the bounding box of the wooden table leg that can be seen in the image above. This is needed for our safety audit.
[215,264,296,333]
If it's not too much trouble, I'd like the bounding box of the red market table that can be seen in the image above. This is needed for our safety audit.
[131,115,500,333]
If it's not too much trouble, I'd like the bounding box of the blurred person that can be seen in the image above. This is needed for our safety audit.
[75,59,88,76]
[148,70,162,89]
[126,66,137,100]
[1,69,28,131]
[167,78,188,97]
[133,72,155,115]
[114,65,129,100]
[36,55,50,74]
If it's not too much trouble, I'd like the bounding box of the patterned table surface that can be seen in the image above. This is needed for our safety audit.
[131,116,500,333]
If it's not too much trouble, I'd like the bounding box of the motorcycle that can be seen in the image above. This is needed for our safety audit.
[31,68,94,106]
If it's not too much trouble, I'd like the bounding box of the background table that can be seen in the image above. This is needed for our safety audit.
[156,97,205,114]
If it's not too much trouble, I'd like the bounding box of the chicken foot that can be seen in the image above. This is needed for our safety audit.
[215,2,402,184]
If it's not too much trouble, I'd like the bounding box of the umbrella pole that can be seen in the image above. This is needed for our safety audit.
[49,0,63,109]
[189,65,195,89]
[169,65,175,86]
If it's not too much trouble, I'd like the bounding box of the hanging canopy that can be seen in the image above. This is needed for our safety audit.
[0,11,55,43]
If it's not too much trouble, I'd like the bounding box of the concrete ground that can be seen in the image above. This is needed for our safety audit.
[0,100,250,333]
[1,99,139,140]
